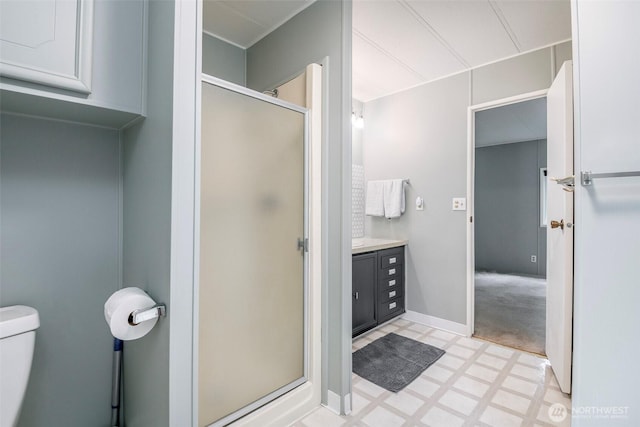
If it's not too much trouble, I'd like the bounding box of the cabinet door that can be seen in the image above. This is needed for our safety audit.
[352,253,377,336]
[0,0,93,93]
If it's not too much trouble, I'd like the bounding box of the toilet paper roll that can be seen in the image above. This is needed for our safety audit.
[104,287,158,341]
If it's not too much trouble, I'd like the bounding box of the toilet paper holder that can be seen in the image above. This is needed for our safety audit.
[128,303,166,326]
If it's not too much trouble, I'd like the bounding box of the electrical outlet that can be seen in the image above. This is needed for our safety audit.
[531,255,537,263]
[452,197,466,211]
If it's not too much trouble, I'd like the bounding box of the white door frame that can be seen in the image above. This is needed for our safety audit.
[465,89,548,337]
[171,3,326,424]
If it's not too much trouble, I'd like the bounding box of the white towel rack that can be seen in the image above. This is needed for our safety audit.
[581,170,640,186]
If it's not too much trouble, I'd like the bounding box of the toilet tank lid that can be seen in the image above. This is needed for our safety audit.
[0,305,40,339]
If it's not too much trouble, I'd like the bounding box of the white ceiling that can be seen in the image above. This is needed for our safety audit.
[475,97,547,147]
[353,0,571,102]
[203,0,315,48]
[202,0,571,102]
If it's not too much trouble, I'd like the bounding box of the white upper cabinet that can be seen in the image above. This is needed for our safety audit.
[0,0,94,93]
[0,0,147,128]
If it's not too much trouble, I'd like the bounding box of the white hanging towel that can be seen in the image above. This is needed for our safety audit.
[383,179,405,219]
[365,180,385,217]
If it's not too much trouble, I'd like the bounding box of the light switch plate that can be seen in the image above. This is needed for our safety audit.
[452,197,466,211]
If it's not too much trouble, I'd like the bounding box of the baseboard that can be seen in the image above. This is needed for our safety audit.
[403,310,469,336]
[324,390,351,416]
[326,390,341,415]
[343,392,351,415]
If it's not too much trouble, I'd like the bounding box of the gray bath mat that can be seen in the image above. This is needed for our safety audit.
[353,333,445,392]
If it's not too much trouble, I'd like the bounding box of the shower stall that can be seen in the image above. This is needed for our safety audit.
[197,76,309,427]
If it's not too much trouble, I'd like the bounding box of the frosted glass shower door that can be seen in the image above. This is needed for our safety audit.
[198,79,307,427]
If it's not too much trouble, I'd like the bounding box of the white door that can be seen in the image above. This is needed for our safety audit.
[546,61,574,394]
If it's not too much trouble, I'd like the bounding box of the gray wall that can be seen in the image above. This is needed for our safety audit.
[121,0,175,424]
[0,114,120,427]
[246,0,352,411]
[572,2,640,425]
[364,73,470,323]
[202,33,246,86]
[472,40,571,105]
[475,140,547,277]
[554,40,572,76]
[472,47,551,105]
[363,42,570,325]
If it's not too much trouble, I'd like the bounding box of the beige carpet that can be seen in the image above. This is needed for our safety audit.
[474,271,546,355]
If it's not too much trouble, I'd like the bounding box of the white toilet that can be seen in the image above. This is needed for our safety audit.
[0,305,40,427]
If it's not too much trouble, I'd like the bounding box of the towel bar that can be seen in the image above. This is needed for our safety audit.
[581,170,640,186]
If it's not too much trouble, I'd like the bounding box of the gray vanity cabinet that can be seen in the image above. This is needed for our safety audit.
[352,245,405,337]
[352,252,377,336]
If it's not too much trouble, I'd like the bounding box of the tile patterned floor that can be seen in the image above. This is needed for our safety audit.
[294,319,571,427]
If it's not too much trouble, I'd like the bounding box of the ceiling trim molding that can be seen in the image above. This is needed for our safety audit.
[203,1,317,49]
[360,40,570,104]
[488,1,522,52]
[216,1,268,29]
[396,0,470,68]
[353,28,427,80]
[202,29,247,50]
[245,1,317,48]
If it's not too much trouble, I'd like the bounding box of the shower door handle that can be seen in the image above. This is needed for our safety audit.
[297,237,308,253]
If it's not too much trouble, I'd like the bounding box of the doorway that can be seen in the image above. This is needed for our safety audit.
[468,93,548,355]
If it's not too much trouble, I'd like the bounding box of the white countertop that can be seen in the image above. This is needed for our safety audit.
[352,237,408,255]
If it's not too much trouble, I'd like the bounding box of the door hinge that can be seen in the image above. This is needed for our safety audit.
[297,237,309,253]
[470,216,473,223]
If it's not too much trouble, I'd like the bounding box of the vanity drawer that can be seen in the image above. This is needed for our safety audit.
[378,297,405,322]
[379,286,404,303]
[379,247,404,269]
[381,266,401,278]
[379,274,402,289]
